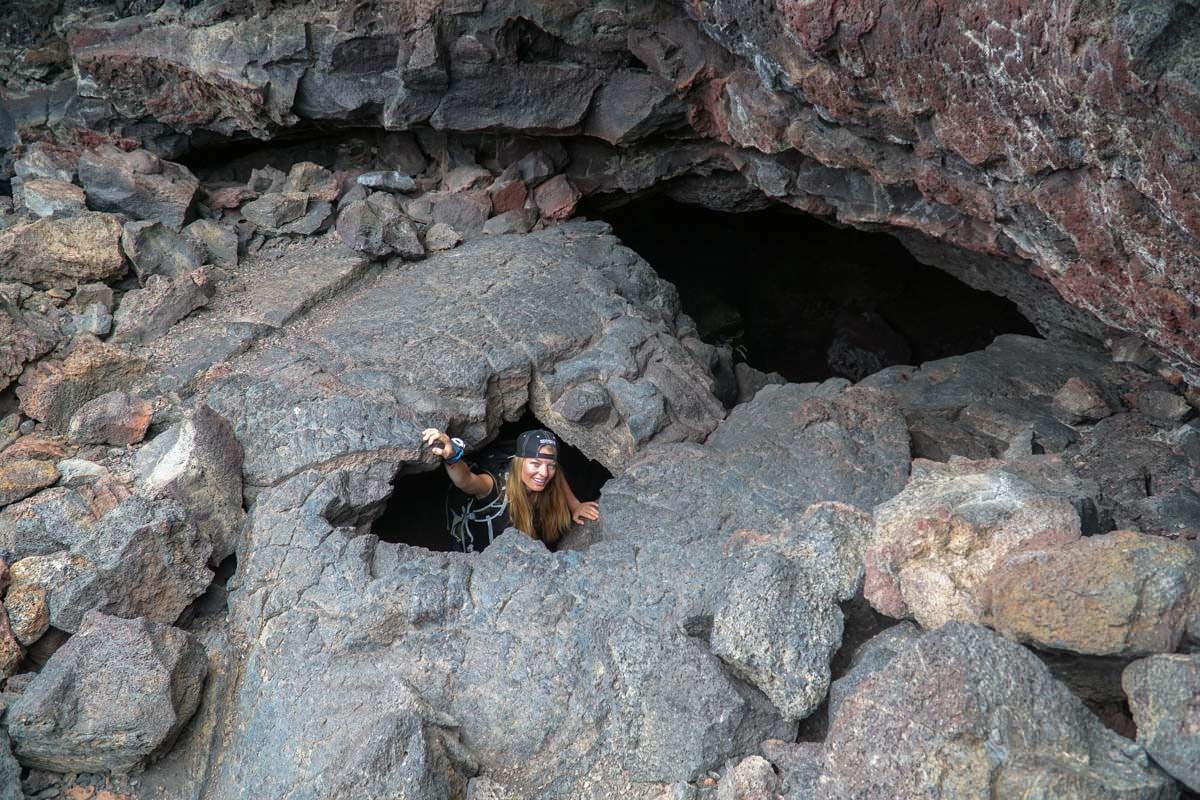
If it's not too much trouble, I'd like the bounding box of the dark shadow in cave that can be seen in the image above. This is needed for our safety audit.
[586,196,1039,384]
[374,409,612,551]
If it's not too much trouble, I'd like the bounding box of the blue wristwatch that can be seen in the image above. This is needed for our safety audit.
[444,437,466,464]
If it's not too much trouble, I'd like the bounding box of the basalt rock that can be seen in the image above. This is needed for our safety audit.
[77,145,198,231]
[1123,654,1200,793]
[120,220,206,283]
[0,212,126,285]
[7,611,207,774]
[111,267,216,345]
[17,336,145,432]
[66,390,152,446]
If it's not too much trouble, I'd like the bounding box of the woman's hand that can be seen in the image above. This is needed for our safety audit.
[572,501,600,525]
[421,428,454,459]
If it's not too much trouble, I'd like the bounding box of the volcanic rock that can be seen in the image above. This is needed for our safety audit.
[0,460,59,508]
[20,178,86,218]
[0,212,126,285]
[716,755,778,800]
[13,143,75,183]
[4,583,49,646]
[336,192,424,259]
[240,192,307,231]
[120,220,206,283]
[0,604,25,679]
[865,456,1092,628]
[7,611,207,773]
[66,391,152,446]
[282,161,338,201]
[423,222,461,252]
[356,171,417,193]
[430,190,491,238]
[0,296,59,394]
[812,623,1175,798]
[1123,654,1200,792]
[183,219,238,269]
[111,267,215,345]
[1053,375,1114,424]
[533,175,580,221]
[481,207,536,236]
[136,404,244,562]
[77,145,198,231]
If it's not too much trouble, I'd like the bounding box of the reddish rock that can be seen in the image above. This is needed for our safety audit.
[488,176,528,215]
[204,183,257,210]
[282,161,339,201]
[0,434,70,464]
[0,460,59,507]
[5,583,49,646]
[16,336,146,432]
[0,212,126,285]
[0,604,25,679]
[66,391,153,446]
[1053,376,1113,424]
[533,175,581,221]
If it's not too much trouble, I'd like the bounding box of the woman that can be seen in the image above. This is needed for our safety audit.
[421,427,600,552]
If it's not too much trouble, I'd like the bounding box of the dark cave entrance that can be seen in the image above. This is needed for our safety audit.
[373,410,612,551]
[587,196,1039,384]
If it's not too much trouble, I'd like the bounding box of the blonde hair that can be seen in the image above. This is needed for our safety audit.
[505,457,572,547]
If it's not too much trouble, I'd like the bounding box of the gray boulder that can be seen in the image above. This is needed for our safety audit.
[7,611,207,773]
[335,191,424,259]
[136,404,245,562]
[120,219,206,283]
[1123,654,1200,792]
[111,267,216,344]
[816,623,1176,799]
[77,145,199,231]
[183,218,238,268]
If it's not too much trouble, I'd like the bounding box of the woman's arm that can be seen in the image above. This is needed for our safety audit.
[422,428,494,498]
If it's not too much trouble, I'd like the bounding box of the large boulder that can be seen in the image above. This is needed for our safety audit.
[335,191,424,259]
[66,390,153,446]
[135,405,245,562]
[0,212,126,285]
[814,623,1176,799]
[7,611,207,773]
[1123,654,1200,793]
[111,267,216,344]
[120,220,206,283]
[864,456,1090,629]
[77,145,199,230]
[16,335,145,431]
[989,530,1199,656]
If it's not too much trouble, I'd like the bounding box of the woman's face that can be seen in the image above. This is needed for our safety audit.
[519,448,557,493]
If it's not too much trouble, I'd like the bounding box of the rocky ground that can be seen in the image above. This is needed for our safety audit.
[0,2,1197,800]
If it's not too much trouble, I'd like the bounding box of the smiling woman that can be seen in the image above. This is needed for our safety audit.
[420,427,600,552]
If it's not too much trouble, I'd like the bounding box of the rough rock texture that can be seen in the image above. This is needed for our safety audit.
[66,391,153,446]
[7,611,207,773]
[0,212,126,285]
[0,460,59,508]
[120,220,206,283]
[77,145,198,230]
[989,530,1199,657]
[1123,654,1200,793]
[111,267,215,344]
[17,336,145,432]
[813,623,1175,799]
[135,405,244,563]
[336,191,424,259]
[864,456,1089,629]
[198,222,726,488]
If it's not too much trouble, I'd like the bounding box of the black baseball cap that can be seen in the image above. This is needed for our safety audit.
[515,429,558,461]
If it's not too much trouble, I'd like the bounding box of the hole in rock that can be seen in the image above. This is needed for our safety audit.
[176,553,238,628]
[374,410,611,551]
[589,197,1039,383]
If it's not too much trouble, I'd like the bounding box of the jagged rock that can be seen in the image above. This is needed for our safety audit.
[68,302,113,337]
[488,174,527,215]
[3,583,48,646]
[0,212,126,285]
[72,282,113,312]
[111,267,215,345]
[733,362,786,404]
[55,458,108,488]
[240,192,307,231]
[0,730,21,800]
[584,69,685,145]
[1123,654,1200,792]
[283,161,338,201]
[136,405,244,562]
[431,190,491,238]
[77,145,198,230]
[0,460,58,507]
[0,294,59,394]
[6,495,212,633]
[66,391,152,446]
[1133,387,1193,426]
[482,207,536,236]
[335,192,424,259]
[423,222,461,252]
[21,178,86,218]
[13,144,75,183]
[533,175,580,221]
[200,223,725,488]
[443,165,491,194]
[716,755,778,800]
[1053,376,1114,424]
[0,434,68,464]
[815,623,1176,799]
[826,622,921,727]
[0,486,106,560]
[248,166,287,194]
[356,171,417,193]
[0,605,24,679]
[864,456,1092,628]
[183,219,238,268]
[8,611,207,773]
[989,530,1199,657]
[120,220,206,283]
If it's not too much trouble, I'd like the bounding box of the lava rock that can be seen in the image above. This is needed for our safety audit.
[989,530,1199,656]
[533,175,581,221]
[864,456,1090,628]
[1123,654,1200,792]
[819,623,1176,798]
[482,207,536,236]
[77,145,199,231]
[430,190,491,238]
[1053,375,1114,423]
[1134,387,1193,426]
[13,144,75,183]
[0,212,126,285]
[716,755,778,800]
[136,404,244,562]
[15,335,144,431]
[120,220,206,283]
[241,192,308,230]
[111,267,216,345]
[66,391,152,446]
[3,583,48,646]
[283,161,339,201]
[423,222,462,251]
[183,219,238,269]
[336,192,424,259]
[357,171,417,193]
[21,178,86,218]
[8,611,207,773]
[68,302,113,337]
[0,460,59,507]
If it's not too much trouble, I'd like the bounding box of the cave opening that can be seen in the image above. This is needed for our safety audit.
[588,196,1039,384]
[373,409,612,551]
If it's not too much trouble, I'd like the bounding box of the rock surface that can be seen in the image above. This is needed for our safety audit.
[1123,654,1200,793]
[8,611,207,773]
[0,213,126,285]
